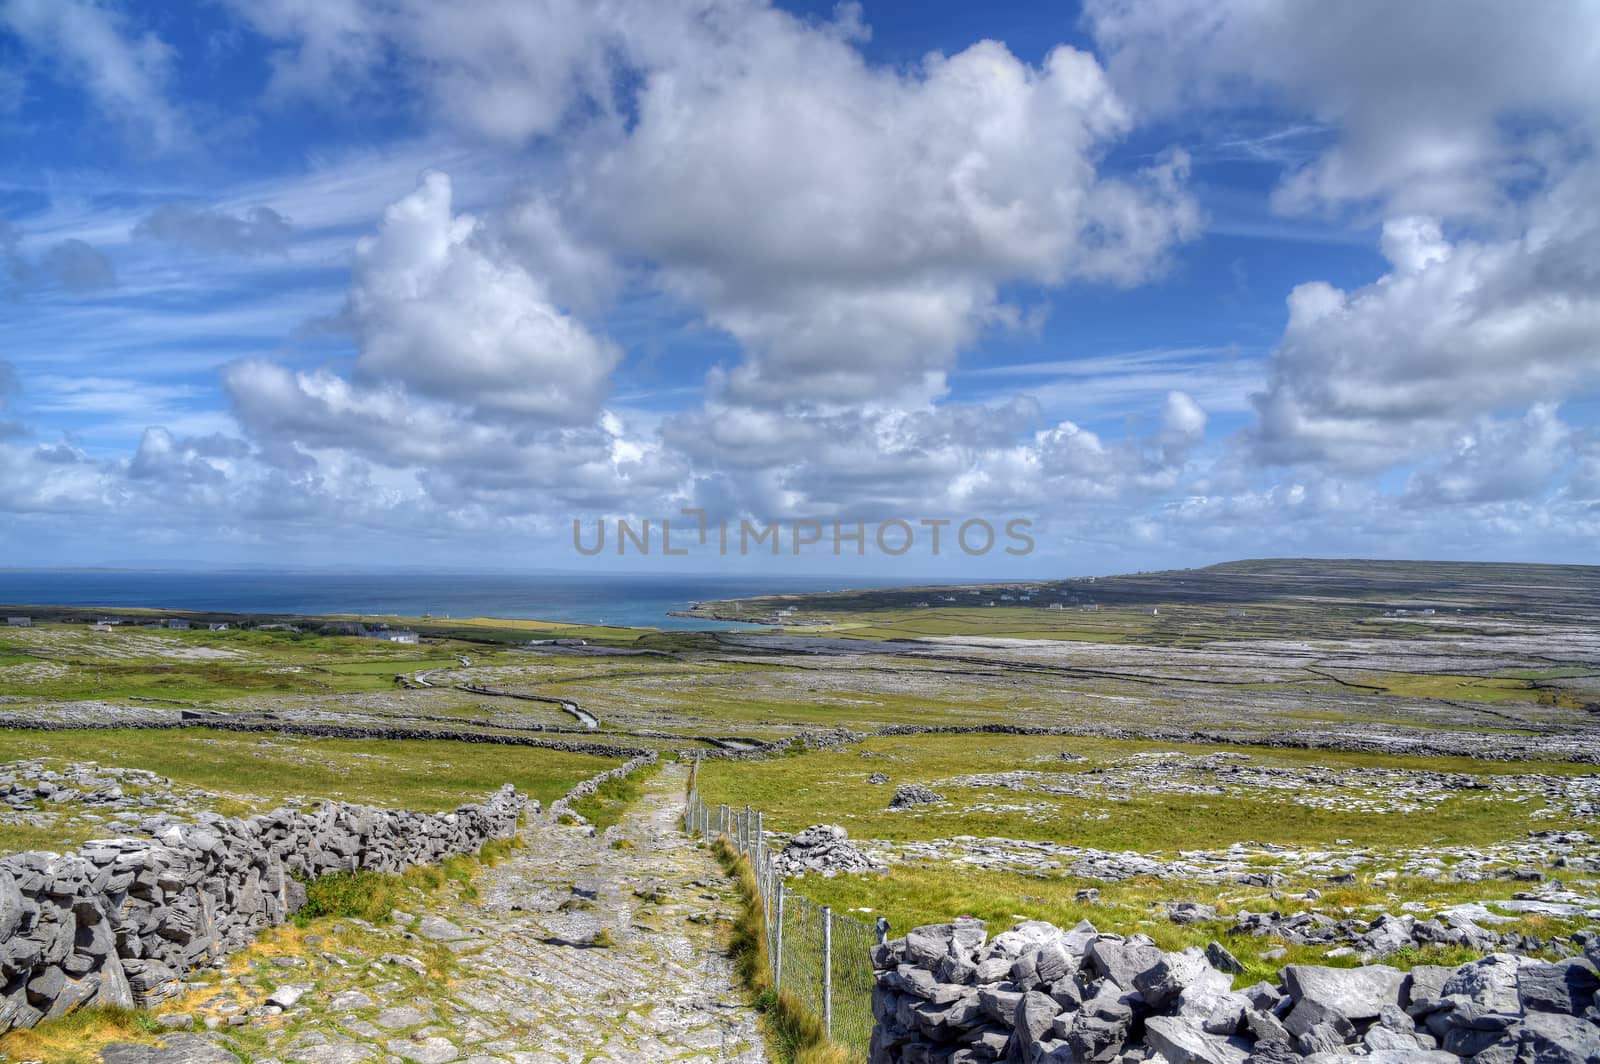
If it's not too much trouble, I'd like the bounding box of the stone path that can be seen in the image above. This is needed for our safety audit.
[95,763,768,1064]
[442,762,767,1063]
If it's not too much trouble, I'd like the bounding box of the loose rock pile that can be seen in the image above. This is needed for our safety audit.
[869,916,1600,1063]
[773,825,882,877]
[0,784,527,1033]
[891,785,946,810]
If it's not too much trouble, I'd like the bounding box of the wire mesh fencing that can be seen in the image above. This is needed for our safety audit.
[684,769,880,1062]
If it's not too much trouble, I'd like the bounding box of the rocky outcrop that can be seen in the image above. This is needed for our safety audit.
[0,785,527,1033]
[869,916,1600,1064]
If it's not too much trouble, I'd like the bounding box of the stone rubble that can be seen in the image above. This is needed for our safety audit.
[890,785,946,811]
[772,824,884,878]
[869,915,1600,1063]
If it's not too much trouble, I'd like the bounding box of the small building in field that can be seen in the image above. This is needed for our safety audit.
[208,623,230,631]
[382,630,420,645]
[163,619,191,630]
[89,623,114,633]
[6,617,32,627]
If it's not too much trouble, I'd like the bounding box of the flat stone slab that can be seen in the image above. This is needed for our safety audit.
[101,1036,241,1064]
[373,1005,430,1029]
[284,1046,377,1064]
[415,916,473,942]
[386,1036,460,1063]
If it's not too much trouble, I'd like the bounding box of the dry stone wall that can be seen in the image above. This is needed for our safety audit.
[0,784,527,1033]
[870,916,1600,1064]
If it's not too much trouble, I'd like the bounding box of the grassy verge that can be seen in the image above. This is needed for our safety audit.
[295,835,522,924]
[567,761,662,830]
[711,838,851,1064]
[0,1007,164,1064]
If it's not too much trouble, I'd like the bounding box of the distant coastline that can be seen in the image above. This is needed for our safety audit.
[0,569,913,632]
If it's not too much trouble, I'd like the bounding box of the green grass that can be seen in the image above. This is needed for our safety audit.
[568,762,662,829]
[295,837,519,924]
[0,728,617,852]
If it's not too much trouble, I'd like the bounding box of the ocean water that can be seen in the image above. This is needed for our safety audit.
[0,570,906,631]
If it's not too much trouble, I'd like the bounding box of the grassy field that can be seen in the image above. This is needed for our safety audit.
[0,728,618,851]
[2,558,1597,991]
[696,731,1599,978]
[695,733,1596,853]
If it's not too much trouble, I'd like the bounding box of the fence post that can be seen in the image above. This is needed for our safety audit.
[760,854,773,967]
[774,881,785,992]
[822,905,833,1040]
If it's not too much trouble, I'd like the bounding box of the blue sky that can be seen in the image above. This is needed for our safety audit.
[1,0,1596,577]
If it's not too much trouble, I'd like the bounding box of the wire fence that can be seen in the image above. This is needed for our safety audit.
[684,766,880,1061]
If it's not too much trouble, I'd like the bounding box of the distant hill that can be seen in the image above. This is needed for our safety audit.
[684,558,1600,629]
